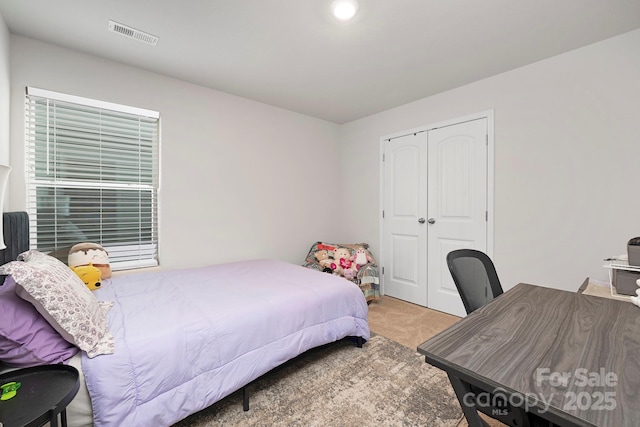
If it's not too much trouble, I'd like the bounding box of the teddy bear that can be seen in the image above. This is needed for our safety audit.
[314,249,334,273]
[70,263,102,291]
[315,249,332,267]
[331,247,356,277]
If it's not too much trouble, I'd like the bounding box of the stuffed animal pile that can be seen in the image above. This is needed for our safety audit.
[308,242,374,281]
[303,241,380,302]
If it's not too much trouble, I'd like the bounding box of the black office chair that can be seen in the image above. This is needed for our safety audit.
[446,249,537,427]
[446,249,504,315]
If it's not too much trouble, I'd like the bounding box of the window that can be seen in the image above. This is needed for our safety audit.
[25,87,160,270]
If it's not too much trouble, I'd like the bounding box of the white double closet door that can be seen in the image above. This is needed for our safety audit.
[382,117,490,317]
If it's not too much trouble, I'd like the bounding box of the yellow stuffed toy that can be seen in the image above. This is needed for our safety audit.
[70,263,102,291]
[68,242,112,279]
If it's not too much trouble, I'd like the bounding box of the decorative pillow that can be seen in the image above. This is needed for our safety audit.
[0,276,79,367]
[0,250,114,358]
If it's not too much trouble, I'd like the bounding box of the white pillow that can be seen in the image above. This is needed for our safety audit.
[0,250,114,358]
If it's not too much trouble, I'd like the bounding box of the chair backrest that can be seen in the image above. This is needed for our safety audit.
[446,249,504,315]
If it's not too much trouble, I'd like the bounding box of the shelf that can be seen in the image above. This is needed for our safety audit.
[603,259,640,272]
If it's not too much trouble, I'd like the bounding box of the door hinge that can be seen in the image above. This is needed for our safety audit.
[382,210,385,219]
[382,153,385,162]
[486,211,488,221]
[382,266,385,275]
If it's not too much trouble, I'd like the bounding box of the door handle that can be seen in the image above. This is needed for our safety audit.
[418,218,426,224]
[428,218,436,224]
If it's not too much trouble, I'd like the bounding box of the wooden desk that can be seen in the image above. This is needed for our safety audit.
[417,283,640,427]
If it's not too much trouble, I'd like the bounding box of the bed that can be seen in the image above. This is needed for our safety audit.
[0,212,370,426]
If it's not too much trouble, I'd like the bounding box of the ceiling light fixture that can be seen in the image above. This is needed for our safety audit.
[331,0,359,21]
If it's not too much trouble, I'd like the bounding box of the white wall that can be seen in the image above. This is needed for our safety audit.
[8,35,341,269]
[0,13,9,166]
[339,29,640,293]
[5,28,640,293]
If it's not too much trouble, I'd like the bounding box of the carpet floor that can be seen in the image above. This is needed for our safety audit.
[173,334,462,426]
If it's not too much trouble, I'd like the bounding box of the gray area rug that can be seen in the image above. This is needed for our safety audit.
[173,334,462,426]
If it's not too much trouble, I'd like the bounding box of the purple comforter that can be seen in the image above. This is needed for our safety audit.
[81,259,370,426]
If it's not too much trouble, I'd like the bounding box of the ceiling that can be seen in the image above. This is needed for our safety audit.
[1,0,639,124]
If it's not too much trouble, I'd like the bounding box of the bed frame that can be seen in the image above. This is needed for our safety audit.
[0,212,30,285]
[0,212,29,264]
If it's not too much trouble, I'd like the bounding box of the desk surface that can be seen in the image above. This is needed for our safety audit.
[417,283,640,427]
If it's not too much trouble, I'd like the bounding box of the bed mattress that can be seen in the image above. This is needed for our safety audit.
[74,259,369,426]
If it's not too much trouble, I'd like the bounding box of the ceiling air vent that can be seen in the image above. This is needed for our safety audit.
[108,20,159,46]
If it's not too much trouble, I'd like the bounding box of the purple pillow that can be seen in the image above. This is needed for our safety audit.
[0,276,79,367]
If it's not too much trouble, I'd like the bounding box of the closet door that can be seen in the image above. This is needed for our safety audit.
[426,119,488,317]
[382,132,428,306]
[381,117,489,317]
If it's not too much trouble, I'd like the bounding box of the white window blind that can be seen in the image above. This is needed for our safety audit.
[25,87,160,270]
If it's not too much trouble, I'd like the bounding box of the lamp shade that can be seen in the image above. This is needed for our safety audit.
[0,165,11,250]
